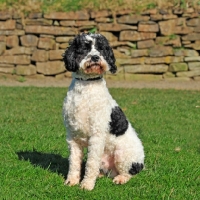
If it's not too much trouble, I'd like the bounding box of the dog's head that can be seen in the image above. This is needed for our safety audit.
[63,33,117,78]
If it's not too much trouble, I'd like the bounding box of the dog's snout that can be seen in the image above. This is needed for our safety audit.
[91,55,100,62]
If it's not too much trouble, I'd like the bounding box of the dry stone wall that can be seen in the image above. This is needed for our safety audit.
[1,8,200,81]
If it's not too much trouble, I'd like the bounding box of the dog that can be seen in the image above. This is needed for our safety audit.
[62,33,144,190]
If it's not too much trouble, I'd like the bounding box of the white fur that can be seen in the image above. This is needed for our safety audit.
[63,78,144,190]
[63,34,144,190]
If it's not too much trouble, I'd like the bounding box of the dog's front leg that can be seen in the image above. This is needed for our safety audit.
[81,136,104,190]
[65,139,83,186]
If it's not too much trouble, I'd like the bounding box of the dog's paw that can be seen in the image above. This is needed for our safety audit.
[64,176,80,186]
[113,175,131,185]
[80,179,95,190]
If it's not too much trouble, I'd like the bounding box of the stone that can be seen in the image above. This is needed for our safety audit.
[150,14,163,21]
[145,56,183,64]
[113,50,130,59]
[75,21,96,27]
[188,62,200,71]
[0,36,6,42]
[0,55,30,65]
[20,35,38,47]
[131,49,149,57]
[55,73,65,80]
[116,57,145,65]
[36,61,66,75]
[155,36,181,47]
[142,9,157,15]
[194,26,200,33]
[0,64,15,74]
[116,48,131,56]
[0,42,6,55]
[28,13,43,19]
[194,76,200,81]
[25,19,53,26]
[98,23,137,31]
[173,9,183,15]
[174,49,199,57]
[6,35,19,48]
[90,10,111,18]
[182,33,200,41]
[49,50,64,60]
[184,41,200,50]
[162,14,178,20]
[95,17,112,23]
[169,63,188,72]
[64,71,72,78]
[120,31,156,41]
[38,38,56,50]
[31,49,49,62]
[149,46,173,57]
[3,47,35,55]
[173,26,193,35]
[0,12,12,20]
[185,57,200,62]
[176,70,200,77]
[124,74,163,81]
[186,18,200,27]
[164,77,191,81]
[0,30,25,36]
[138,21,159,32]
[175,18,186,26]
[59,43,69,49]
[16,65,36,75]
[124,64,168,73]
[165,35,181,47]
[159,19,193,35]
[137,40,155,49]
[0,20,15,30]
[56,36,74,43]
[100,32,117,42]
[25,25,77,36]
[44,11,89,20]
[163,72,176,78]
[159,20,176,35]
[59,21,76,26]
[118,15,150,24]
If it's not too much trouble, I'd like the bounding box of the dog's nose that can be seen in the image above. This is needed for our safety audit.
[91,55,100,62]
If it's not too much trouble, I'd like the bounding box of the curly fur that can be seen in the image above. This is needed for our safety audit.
[62,33,144,190]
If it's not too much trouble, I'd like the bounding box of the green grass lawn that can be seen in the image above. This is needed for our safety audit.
[0,86,199,199]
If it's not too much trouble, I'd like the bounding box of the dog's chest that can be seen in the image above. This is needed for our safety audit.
[63,82,113,136]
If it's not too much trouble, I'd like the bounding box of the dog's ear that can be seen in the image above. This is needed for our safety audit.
[97,34,117,74]
[63,37,79,72]
[106,45,117,74]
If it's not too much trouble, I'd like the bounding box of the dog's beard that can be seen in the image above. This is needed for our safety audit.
[83,60,108,75]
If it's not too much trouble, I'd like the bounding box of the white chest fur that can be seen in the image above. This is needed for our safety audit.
[63,79,117,138]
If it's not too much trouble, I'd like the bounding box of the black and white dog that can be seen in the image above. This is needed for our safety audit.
[62,33,144,190]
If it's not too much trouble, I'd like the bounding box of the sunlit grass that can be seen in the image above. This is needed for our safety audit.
[0,86,199,199]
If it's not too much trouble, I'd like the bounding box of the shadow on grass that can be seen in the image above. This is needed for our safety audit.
[16,150,86,179]
[17,150,69,178]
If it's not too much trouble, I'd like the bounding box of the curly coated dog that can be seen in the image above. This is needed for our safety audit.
[62,33,144,190]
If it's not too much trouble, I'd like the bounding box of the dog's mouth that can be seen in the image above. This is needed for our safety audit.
[85,62,104,74]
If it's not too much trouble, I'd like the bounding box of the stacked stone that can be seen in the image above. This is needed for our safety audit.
[0,8,200,81]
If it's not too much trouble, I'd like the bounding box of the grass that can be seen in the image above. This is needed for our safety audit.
[0,86,200,199]
[0,0,200,14]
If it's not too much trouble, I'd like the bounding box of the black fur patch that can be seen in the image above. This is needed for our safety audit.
[109,106,128,136]
[129,163,144,175]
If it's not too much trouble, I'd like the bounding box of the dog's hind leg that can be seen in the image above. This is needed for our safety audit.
[81,136,105,190]
[65,139,83,186]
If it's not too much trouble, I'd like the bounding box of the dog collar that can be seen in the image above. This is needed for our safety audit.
[75,77,102,81]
